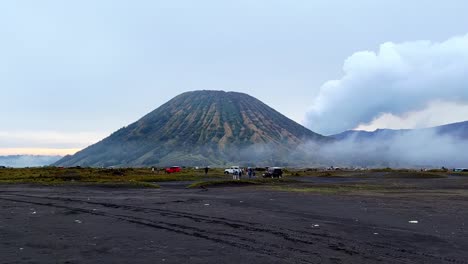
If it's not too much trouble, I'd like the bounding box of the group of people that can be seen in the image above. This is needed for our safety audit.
[232,167,256,180]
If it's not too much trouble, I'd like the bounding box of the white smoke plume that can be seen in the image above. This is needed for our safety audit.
[305,34,468,135]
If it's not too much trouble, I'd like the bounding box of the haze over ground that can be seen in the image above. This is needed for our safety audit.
[1,1,468,155]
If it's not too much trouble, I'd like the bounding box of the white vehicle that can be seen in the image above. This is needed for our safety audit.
[224,166,241,174]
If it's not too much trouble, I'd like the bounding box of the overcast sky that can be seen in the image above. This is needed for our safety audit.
[1,0,468,155]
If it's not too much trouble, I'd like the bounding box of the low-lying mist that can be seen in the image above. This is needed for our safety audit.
[233,130,468,168]
[0,155,63,168]
[309,131,467,168]
[50,130,468,169]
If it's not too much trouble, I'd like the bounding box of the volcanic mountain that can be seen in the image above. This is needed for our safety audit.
[55,91,328,167]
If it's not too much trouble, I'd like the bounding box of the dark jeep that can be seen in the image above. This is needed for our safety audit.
[263,167,283,178]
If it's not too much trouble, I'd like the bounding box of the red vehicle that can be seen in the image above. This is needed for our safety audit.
[165,166,181,174]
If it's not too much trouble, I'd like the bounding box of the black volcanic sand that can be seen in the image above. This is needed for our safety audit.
[1,176,468,264]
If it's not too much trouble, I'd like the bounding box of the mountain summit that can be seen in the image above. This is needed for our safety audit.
[55,90,328,167]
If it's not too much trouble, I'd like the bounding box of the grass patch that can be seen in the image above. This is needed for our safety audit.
[272,186,341,194]
[87,181,160,189]
[371,168,414,173]
[286,170,367,178]
[187,178,297,188]
[450,172,468,176]
[188,180,260,188]
[316,172,348,178]
[383,172,447,179]
[0,167,224,187]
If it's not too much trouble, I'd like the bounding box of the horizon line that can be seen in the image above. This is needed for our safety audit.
[0,148,81,156]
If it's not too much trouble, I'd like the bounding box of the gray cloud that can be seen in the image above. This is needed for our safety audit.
[305,34,468,135]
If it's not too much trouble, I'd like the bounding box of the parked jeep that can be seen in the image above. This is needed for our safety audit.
[262,167,283,178]
[224,166,241,174]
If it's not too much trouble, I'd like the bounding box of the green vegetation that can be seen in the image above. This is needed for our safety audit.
[188,180,260,188]
[287,168,449,178]
[451,172,468,176]
[0,166,459,190]
[0,167,226,187]
[382,172,447,178]
[187,178,297,188]
[370,168,446,176]
[86,181,161,189]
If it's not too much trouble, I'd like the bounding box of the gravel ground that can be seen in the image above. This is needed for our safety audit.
[1,176,468,264]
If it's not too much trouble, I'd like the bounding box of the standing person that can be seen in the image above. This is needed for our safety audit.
[238,169,243,180]
[248,168,252,179]
[204,166,209,177]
